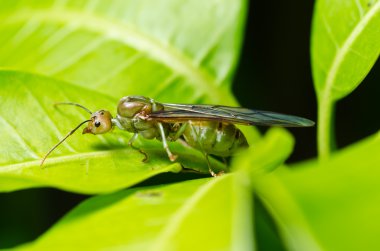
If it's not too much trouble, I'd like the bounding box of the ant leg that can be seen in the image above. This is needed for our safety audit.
[150,98,177,161]
[171,123,188,141]
[177,138,191,148]
[157,122,177,161]
[128,133,148,162]
[187,122,223,177]
[168,123,191,148]
[204,154,224,177]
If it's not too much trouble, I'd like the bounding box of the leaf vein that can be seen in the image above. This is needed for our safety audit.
[23,84,76,152]
[321,13,340,50]
[355,0,365,18]
[0,116,39,159]
[49,37,106,75]
[92,52,143,88]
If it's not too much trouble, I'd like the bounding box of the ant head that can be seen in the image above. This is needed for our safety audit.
[82,110,113,135]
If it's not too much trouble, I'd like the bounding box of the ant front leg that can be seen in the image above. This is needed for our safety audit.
[157,122,177,161]
[128,133,148,162]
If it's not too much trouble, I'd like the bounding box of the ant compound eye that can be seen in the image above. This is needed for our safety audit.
[95,121,101,127]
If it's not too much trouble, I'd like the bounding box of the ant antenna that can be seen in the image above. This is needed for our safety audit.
[54,102,93,114]
[40,119,91,166]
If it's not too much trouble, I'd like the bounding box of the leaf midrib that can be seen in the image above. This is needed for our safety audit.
[0,148,144,172]
[2,8,235,104]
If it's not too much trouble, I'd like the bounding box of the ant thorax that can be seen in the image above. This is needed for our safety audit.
[116,96,165,139]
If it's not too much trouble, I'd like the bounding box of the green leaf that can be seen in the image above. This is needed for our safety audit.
[0,70,226,194]
[252,131,380,251]
[0,0,246,105]
[233,127,295,174]
[254,197,287,251]
[311,0,380,159]
[18,175,253,251]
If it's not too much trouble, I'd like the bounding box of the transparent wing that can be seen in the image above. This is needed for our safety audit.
[149,103,315,127]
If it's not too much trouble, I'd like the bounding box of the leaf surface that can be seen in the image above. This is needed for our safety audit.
[252,131,380,251]
[0,0,247,104]
[233,127,295,175]
[19,175,253,251]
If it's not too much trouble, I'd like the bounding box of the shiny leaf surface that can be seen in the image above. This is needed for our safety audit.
[20,175,253,251]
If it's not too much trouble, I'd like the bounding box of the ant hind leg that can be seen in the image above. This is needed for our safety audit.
[205,154,224,177]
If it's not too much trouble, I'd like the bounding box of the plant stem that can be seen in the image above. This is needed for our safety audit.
[317,98,335,161]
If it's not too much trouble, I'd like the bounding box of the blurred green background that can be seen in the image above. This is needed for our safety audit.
[1,0,380,248]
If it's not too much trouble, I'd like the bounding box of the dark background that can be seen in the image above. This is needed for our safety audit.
[1,1,380,248]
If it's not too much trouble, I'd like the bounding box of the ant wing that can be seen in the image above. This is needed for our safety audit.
[149,103,314,127]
